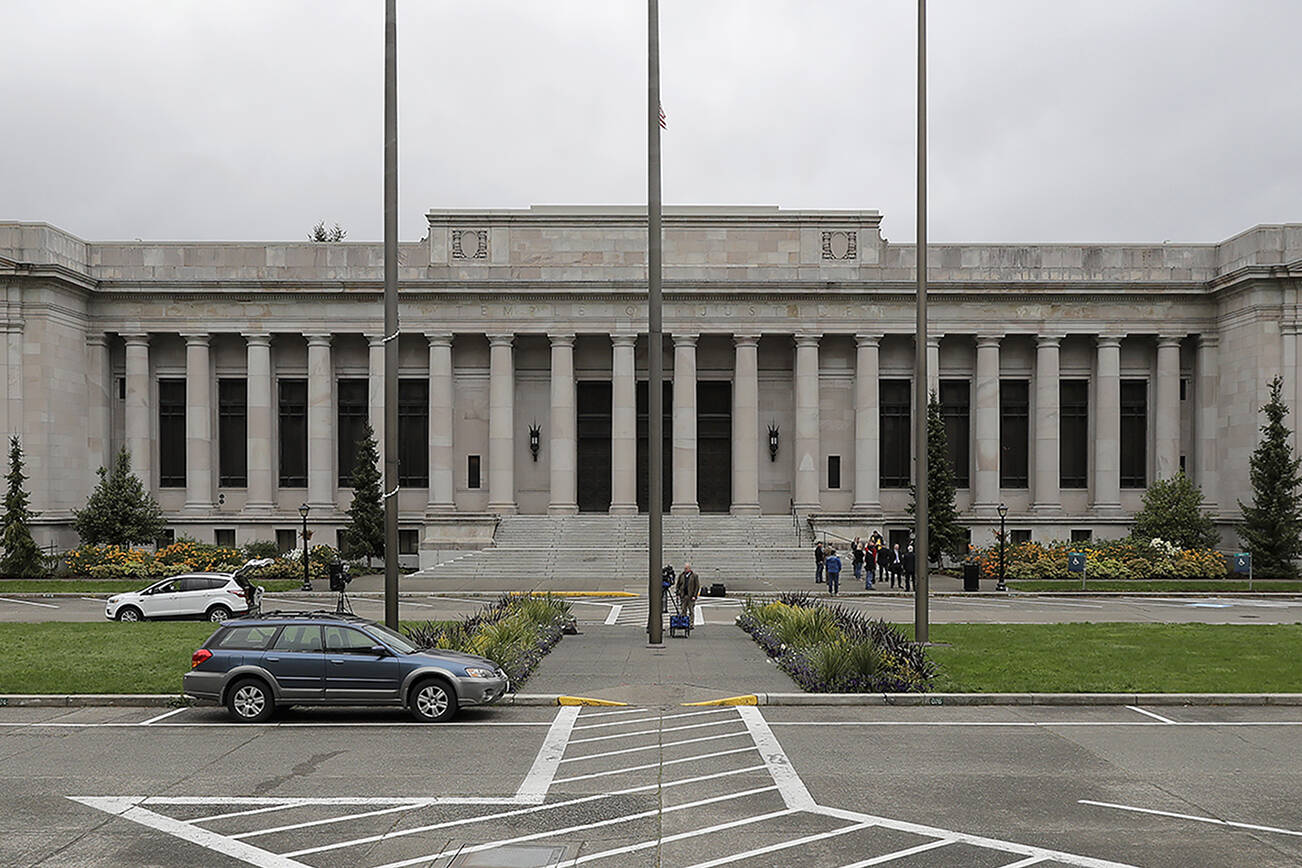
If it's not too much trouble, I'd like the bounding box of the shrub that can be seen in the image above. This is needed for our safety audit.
[971,537,1226,581]
[241,539,280,559]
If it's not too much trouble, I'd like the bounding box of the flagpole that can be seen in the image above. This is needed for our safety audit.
[914,0,930,645]
[646,0,664,646]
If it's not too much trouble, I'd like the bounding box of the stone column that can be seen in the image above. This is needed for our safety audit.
[85,334,110,474]
[548,333,578,515]
[793,334,822,511]
[609,334,638,514]
[305,333,335,510]
[368,334,386,467]
[671,334,699,514]
[1032,334,1062,513]
[1155,335,1182,481]
[926,334,941,398]
[851,333,881,513]
[971,335,1001,513]
[426,333,456,513]
[182,333,214,511]
[487,333,517,514]
[244,333,274,512]
[1196,334,1220,512]
[123,334,152,490]
[1092,334,1123,513]
[731,334,761,515]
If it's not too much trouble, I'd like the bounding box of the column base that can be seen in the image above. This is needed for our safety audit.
[487,502,518,515]
[425,502,458,517]
[1030,502,1063,515]
[547,504,579,515]
[1090,502,1123,515]
[608,503,638,515]
[850,502,882,515]
[730,503,761,516]
[242,502,275,514]
[182,501,216,513]
[670,504,700,515]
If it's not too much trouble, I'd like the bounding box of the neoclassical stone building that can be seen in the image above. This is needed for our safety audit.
[1,206,1299,564]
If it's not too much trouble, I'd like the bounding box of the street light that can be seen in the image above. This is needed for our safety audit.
[996,503,1008,591]
[299,503,312,591]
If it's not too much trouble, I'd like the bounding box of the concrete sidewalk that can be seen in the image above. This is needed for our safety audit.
[349,570,968,595]
[520,622,797,706]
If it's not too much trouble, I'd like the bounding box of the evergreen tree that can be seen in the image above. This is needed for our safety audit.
[1,436,43,576]
[1238,376,1302,576]
[308,221,347,242]
[71,447,166,546]
[344,422,384,566]
[1130,471,1219,549]
[907,392,968,563]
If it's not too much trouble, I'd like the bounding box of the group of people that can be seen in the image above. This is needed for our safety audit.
[814,533,915,595]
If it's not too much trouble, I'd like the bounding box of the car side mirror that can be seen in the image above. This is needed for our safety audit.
[369,645,389,656]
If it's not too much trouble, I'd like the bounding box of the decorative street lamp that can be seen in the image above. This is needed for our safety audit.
[996,502,1008,592]
[299,503,312,591]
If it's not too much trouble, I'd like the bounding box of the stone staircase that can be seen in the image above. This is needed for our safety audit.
[412,515,813,585]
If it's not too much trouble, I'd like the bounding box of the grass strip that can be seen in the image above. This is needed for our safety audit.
[0,579,302,594]
[903,623,1302,694]
[1006,580,1302,593]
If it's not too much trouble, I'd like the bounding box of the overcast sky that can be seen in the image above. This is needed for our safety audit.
[4,0,1300,244]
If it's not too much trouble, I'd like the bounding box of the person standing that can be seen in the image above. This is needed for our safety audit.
[824,548,842,596]
[676,562,700,625]
[887,543,903,589]
[901,543,916,593]
[814,541,825,584]
[852,537,864,586]
[862,540,876,590]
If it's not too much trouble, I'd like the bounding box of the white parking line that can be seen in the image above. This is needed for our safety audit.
[738,705,815,811]
[836,838,956,867]
[572,707,732,730]
[996,857,1049,868]
[573,706,648,719]
[1079,799,1302,838]
[1125,705,1176,724]
[140,707,189,726]
[568,718,742,744]
[603,605,621,625]
[515,705,579,802]
[230,802,427,840]
[558,730,751,763]
[557,809,795,867]
[683,820,875,868]
[191,803,303,824]
[551,746,758,784]
[0,597,58,608]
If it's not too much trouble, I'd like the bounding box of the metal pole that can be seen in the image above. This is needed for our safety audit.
[997,511,1006,592]
[913,0,929,644]
[301,506,310,591]
[646,0,664,645]
[382,0,400,629]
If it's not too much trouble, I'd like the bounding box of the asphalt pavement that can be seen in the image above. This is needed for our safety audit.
[2,703,1299,867]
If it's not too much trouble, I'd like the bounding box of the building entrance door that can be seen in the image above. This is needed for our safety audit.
[576,382,612,513]
[636,381,673,513]
[697,381,732,513]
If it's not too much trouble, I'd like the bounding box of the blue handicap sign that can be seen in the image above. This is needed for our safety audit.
[1232,552,1252,575]
[1067,552,1086,573]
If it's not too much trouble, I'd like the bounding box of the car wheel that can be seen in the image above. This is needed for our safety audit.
[226,678,274,723]
[116,606,143,623]
[207,605,232,623]
[409,678,458,723]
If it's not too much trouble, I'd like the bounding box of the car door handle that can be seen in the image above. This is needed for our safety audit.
[265,656,280,663]
[330,659,345,664]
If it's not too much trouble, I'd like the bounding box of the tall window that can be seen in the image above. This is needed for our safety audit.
[827,455,841,490]
[337,379,368,485]
[398,379,429,486]
[999,380,1029,488]
[278,379,307,487]
[1120,379,1148,488]
[880,379,911,488]
[939,379,971,488]
[158,379,186,487]
[1060,379,1089,488]
[467,454,481,489]
[218,378,247,487]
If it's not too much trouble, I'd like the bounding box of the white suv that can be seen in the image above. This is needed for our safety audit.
[106,572,259,623]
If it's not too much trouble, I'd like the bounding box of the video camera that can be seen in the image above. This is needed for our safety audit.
[328,561,352,593]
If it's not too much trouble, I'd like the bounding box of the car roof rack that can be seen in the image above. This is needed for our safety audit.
[246,610,373,623]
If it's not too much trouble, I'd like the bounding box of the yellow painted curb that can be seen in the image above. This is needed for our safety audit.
[557,696,630,707]
[508,591,639,598]
[681,695,759,707]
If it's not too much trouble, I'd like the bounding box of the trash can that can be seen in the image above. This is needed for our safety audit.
[962,561,980,592]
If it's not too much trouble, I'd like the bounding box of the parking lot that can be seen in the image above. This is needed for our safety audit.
[2,703,1300,866]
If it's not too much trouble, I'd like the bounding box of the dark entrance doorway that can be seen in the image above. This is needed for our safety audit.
[637,381,673,513]
[576,381,612,513]
[697,381,732,513]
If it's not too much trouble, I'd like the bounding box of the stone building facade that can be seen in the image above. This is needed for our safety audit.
[1,206,1299,564]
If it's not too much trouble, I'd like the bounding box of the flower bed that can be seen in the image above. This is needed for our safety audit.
[972,537,1229,582]
[736,591,935,693]
[64,541,353,583]
[402,594,573,688]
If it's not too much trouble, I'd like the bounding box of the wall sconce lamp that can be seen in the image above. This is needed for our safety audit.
[529,421,541,462]
[768,423,780,462]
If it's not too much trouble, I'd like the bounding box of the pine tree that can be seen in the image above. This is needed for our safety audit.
[1,436,43,576]
[344,422,385,566]
[1130,471,1219,549]
[907,392,968,563]
[71,447,167,546]
[1238,376,1302,577]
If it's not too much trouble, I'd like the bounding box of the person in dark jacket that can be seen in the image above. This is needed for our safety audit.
[887,543,903,589]
[814,541,825,584]
[901,544,916,593]
[824,548,842,596]
[676,562,700,625]
[862,541,876,590]
[851,538,865,585]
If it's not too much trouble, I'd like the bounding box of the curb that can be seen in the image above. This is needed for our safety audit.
[0,694,190,708]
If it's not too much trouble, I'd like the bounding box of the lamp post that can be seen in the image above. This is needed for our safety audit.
[299,503,311,591]
[996,502,1008,592]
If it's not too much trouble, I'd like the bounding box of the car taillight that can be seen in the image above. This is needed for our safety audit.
[229,589,245,597]
[191,648,212,668]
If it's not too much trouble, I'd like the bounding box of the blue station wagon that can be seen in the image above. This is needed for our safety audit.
[183,612,509,722]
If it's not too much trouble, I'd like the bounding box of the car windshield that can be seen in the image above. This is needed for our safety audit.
[365,622,419,655]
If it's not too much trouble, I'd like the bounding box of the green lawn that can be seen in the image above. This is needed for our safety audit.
[1006,579,1302,593]
[0,579,302,595]
[907,623,1302,693]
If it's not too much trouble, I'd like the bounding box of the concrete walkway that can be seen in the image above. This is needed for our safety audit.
[521,622,796,706]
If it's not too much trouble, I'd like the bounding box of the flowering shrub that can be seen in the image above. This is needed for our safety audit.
[403,594,573,687]
[63,541,350,582]
[737,594,935,693]
[972,536,1228,581]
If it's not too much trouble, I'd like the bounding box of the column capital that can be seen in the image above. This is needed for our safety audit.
[120,333,150,346]
[1157,334,1185,348]
[611,333,638,348]
[242,332,272,347]
[925,334,942,349]
[366,333,386,348]
[672,333,699,348]
[794,333,822,348]
[425,331,454,347]
[547,332,576,347]
[1095,333,1124,348]
[180,332,211,347]
[733,333,761,348]
[975,334,1003,349]
[304,333,333,347]
[85,333,109,347]
[1035,334,1064,348]
[1197,333,1221,349]
[855,333,882,348]
[486,333,515,347]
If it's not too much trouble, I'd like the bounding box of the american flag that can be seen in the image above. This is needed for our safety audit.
[659,103,666,129]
